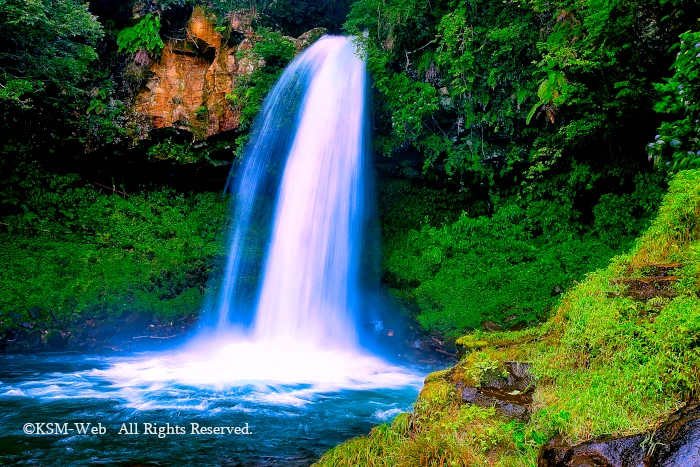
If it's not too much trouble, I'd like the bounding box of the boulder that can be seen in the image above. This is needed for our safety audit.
[458,361,535,422]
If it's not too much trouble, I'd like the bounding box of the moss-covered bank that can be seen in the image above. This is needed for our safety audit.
[0,173,230,351]
[315,169,700,466]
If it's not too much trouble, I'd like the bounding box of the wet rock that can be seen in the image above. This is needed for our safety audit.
[118,312,151,335]
[460,386,530,421]
[539,402,700,467]
[483,320,503,332]
[508,321,528,331]
[482,361,534,393]
[44,330,68,350]
[459,361,534,422]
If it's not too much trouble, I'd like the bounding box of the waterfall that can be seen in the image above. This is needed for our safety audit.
[78,43,420,392]
[207,36,371,349]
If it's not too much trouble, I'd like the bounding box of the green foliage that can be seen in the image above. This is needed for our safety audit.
[195,105,209,120]
[345,0,695,216]
[530,169,700,442]
[649,27,700,170]
[147,139,199,163]
[383,202,622,337]
[199,0,350,35]
[316,374,533,466]
[226,28,296,130]
[377,178,477,237]
[0,169,230,331]
[81,83,129,148]
[378,177,660,337]
[528,0,669,148]
[360,0,684,338]
[259,0,352,36]
[592,194,637,248]
[346,0,538,183]
[0,0,103,106]
[631,169,700,265]
[117,14,165,55]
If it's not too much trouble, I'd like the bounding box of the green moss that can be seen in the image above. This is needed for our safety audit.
[424,368,451,384]
[116,14,164,56]
[456,325,551,353]
[313,424,404,467]
[226,28,297,135]
[529,170,700,443]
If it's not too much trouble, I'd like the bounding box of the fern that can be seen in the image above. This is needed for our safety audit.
[117,14,164,56]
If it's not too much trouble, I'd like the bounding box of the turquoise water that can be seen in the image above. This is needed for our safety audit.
[0,351,430,465]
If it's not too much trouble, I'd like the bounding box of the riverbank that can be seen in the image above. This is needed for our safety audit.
[315,169,700,466]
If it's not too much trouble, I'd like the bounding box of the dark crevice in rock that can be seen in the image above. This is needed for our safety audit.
[227,30,246,48]
[539,402,700,467]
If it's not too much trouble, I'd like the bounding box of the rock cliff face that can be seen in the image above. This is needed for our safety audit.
[133,7,325,139]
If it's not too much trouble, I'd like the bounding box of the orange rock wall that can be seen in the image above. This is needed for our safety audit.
[134,7,255,139]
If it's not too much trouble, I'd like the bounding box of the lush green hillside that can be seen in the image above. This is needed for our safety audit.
[316,169,700,466]
[378,177,659,337]
[359,0,699,338]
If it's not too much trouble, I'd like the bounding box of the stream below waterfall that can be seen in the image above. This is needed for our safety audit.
[0,347,436,466]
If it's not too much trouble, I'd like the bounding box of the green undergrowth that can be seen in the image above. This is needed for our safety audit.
[379,176,661,338]
[0,172,230,333]
[316,169,700,466]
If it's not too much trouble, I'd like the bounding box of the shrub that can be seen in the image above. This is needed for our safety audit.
[117,14,165,56]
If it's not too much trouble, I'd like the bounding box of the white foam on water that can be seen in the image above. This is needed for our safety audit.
[2,339,422,410]
[373,408,404,421]
[0,388,28,397]
[86,338,422,406]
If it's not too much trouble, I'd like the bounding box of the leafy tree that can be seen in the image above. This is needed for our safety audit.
[346,0,692,335]
[345,0,540,184]
[0,0,103,107]
[345,0,695,200]
[0,0,106,185]
[649,27,700,171]
[261,0,352,36]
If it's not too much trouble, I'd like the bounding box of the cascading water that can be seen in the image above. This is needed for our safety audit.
[252,39,367,347]
[210,36,371,349]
